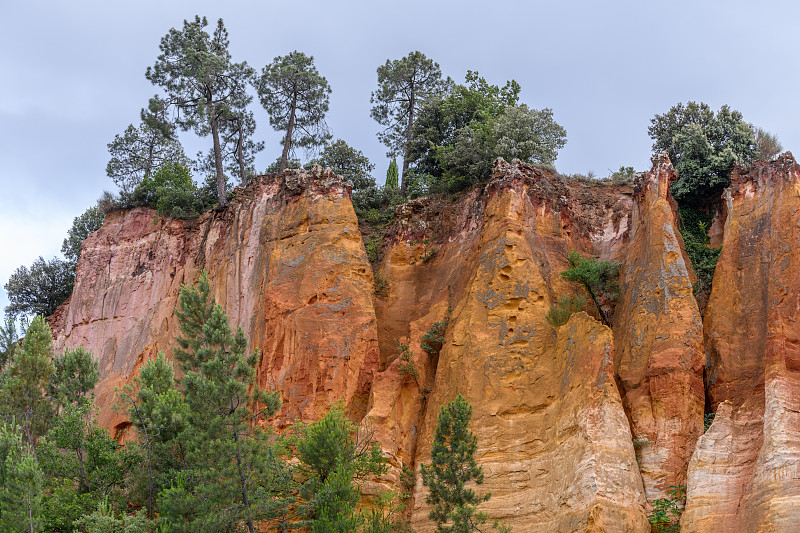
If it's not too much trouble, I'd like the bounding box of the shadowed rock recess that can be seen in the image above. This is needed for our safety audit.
[48,154,800,531]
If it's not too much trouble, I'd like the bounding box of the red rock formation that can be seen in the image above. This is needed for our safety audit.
[612,153,705,501]
[49,154,743,531]
[50,167,380,433]
[682,153,800,532]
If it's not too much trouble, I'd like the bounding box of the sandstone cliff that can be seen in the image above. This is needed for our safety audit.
[681,153,800,532]
[48,154,800,531]
[50,168,380,434]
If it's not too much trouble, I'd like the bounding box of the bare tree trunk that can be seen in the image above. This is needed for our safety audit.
[401,82,416,197]
[232,423,256,533]
[129,400,155,521]
[280,95,297,173]
[23,408,38,463]
[145,131,156,181]
[236,120,247,185]
[208,95,227,207]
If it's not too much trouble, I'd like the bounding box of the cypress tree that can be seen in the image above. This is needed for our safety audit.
[385,158,399,189]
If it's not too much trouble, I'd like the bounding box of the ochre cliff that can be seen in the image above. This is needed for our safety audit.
[681,153,800,532]
[612,154,705,501]
[48,154,800,531]
[50,168,379,433]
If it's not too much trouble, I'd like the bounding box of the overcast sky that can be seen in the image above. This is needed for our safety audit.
[2,0,799,315]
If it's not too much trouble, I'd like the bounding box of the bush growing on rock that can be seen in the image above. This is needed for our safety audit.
[560,251,619,327]
[545,295,586,328]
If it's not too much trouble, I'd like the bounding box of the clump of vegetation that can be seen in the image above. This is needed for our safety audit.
[545,295,586,328]
[648,485,686,533]
[679,207,722,297]
[128,161,217,218]
[421,310,451,355]
[405,70,567,195]
[374,272,389,297]
[649,101,758,206]
[397,342,423,394]
[560,251,620,327]
[604,166,636,186]
[704,412,716,433]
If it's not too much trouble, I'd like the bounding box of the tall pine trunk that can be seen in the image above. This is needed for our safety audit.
[208,96,227,207]
[280,94,298,173]
[236,121,247,185]
[401,88,415,197]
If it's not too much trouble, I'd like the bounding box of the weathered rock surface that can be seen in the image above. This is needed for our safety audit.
[50,151,800,531]
[612,154,705,501]
[50,168,380,432]
[359,160,649,531]
[682,153,800,532]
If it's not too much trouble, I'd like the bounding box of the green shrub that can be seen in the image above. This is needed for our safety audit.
[560,251,620,326]
[374,272,388,298]
[679,207,721,297]
[704,412,715,433]
[126,162,216,219]
[648,485,685,533]
[421,310,451,355]
[545,295,586,327]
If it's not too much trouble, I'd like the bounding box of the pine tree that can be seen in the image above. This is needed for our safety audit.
[115,351,188,521]
[296,403,386,532]
[0,316,55,452]
[0,423,43,532]
[370,51,451,194]
[257,51,332,172]
[421,395,508,533]
[146,16,254,207]
[159,272,281,533]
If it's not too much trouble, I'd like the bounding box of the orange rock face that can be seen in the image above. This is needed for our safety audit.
[362,160,649,531]
[682,154,800,532]
[612,154,705,501]
[51,168,380,433]
[53,152,800,531]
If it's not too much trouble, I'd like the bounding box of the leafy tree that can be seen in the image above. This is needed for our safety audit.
[146,16,254,207]
[754,127,783,160]
[560,251,620,327]
[648,101,757,204]
[159,272,281,533]
[61,206,104,267]
[0,316,55,451]
[106,95,188,195]
[314,139,376,190]
[0,423,44,532]
[408,72,565,193]
[257,51,332,173]
[492,105,566,164]
[130,161,215,219]
[370,51,452,193]
[421,395,507,533]
[4,257,74,320]
[385,158,399,189]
